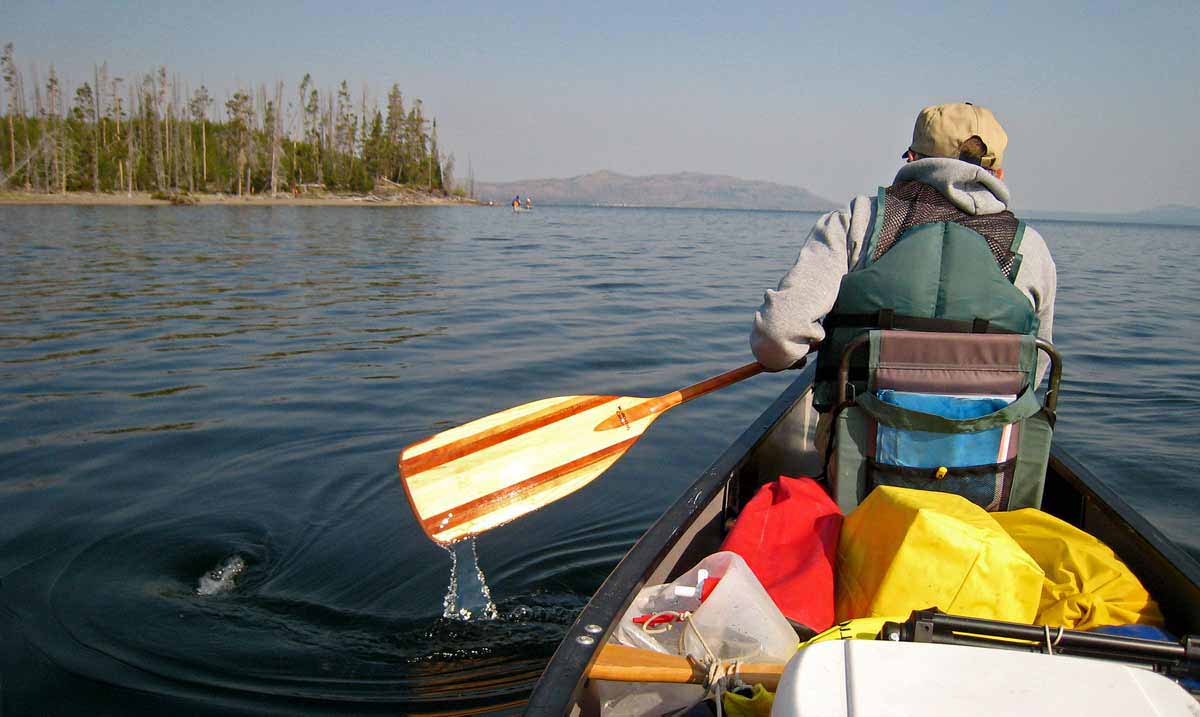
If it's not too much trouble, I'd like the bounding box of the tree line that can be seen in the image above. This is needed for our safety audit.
[0,43,456,196]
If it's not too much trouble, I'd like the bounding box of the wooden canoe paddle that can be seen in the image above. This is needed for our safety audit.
[399,362,765,544]
[587,644,784,690]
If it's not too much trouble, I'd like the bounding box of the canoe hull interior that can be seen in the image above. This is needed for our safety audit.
[525,363,1200,715]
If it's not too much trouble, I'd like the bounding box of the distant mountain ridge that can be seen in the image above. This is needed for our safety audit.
[475,171,1199,226]
[1026,204,1200,228]
[474,170,836,211]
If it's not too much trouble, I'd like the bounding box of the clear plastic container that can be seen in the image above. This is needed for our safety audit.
[594,551,799,715]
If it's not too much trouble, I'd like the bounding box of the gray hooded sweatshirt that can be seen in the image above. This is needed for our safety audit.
[750,158,1056,377]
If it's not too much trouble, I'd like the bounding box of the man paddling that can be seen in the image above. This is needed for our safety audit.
[750,102,1056,446]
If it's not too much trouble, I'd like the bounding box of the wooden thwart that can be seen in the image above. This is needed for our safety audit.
[399,363,764,544]
[588,644,784,690]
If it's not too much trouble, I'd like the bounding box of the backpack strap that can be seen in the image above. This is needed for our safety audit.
[1007,221,1028,281]
[855,385,1044,434]
[861,186,888,265]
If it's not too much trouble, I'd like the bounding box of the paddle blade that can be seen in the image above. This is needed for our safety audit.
[400,393,660,544]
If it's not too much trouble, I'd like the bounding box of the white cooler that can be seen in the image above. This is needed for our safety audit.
[771,639,1198,716]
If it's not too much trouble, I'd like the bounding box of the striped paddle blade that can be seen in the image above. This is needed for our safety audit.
[399,363,764,544]
[399,393,658,544]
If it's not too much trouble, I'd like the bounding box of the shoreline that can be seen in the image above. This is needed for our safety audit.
[0,190,481,208]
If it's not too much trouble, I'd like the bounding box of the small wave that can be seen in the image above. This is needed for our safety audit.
[130,384,205,398]
[94,422,199,435]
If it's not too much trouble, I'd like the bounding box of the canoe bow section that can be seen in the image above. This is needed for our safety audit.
[400,394,654,543]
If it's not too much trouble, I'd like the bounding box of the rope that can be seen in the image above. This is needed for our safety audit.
[638,607,760,715]
[680,615,750,717]
[1043,625,1065,655]
[637,610,690,634]
[680,613,718,659]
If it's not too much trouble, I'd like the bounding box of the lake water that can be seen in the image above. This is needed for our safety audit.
[1,204,1198,714]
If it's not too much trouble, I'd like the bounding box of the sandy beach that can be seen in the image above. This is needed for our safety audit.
[0,189,481,207]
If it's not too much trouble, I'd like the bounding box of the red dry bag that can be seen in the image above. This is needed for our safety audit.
[719,475,842,635]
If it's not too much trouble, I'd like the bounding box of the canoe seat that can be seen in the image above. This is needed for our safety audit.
[825,330,1060,514]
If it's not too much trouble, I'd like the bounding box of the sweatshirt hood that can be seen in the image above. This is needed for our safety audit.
[894,158,1011,215]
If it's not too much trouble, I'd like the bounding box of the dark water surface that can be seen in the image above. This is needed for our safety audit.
[1,205,1197,713]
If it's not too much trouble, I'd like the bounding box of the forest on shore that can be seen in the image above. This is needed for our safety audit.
[0,43,464,200]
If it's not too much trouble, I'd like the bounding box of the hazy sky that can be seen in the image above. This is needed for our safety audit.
[5,0,1199,212]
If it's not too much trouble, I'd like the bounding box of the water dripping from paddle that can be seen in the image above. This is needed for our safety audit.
[441,538,498,620]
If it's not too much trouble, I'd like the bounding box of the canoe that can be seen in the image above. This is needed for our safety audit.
[524,361,1200,715]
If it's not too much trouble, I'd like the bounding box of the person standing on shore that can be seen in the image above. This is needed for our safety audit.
[750,102,1056,446]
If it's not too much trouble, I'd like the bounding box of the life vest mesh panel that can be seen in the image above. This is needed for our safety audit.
[875,180,1019,277]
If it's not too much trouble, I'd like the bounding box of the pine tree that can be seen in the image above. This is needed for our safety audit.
[72,82,96,190]
[364,109,384,188]
[334,81,354,188]
[403,99,426,184]
[384,84,405,182]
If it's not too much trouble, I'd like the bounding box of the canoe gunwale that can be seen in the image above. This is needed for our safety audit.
[1046,449,1200,633]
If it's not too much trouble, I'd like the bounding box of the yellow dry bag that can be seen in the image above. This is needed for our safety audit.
[993,509,1164,630]
[836,486,1044,622]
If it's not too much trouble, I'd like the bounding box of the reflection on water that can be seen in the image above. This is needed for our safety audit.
[1,205,1198,713]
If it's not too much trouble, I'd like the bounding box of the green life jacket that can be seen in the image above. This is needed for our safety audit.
[812,180,1039,410]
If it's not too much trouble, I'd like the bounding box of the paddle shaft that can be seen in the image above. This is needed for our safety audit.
[588,644,783,690]
[595,362,765,430]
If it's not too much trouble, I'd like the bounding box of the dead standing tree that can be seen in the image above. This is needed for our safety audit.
[139,74,165,192]
[0,47,455,199]
[91,64,102,190]
[269,81,282,196]
[45,67,65,193]
[189,86,211,189]
[2,43,22,186]
[297,74,312,186]
[225,90,253,196]
[171,73,183,191]
[123,83,135,194]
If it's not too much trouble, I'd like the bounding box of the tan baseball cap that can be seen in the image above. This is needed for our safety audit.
[905,102,1008,169]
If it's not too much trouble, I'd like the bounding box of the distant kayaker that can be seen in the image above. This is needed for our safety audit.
[512,195,521,212]
[750,102,1057,449]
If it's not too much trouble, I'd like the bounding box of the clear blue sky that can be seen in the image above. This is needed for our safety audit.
[4,0,1198,212]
